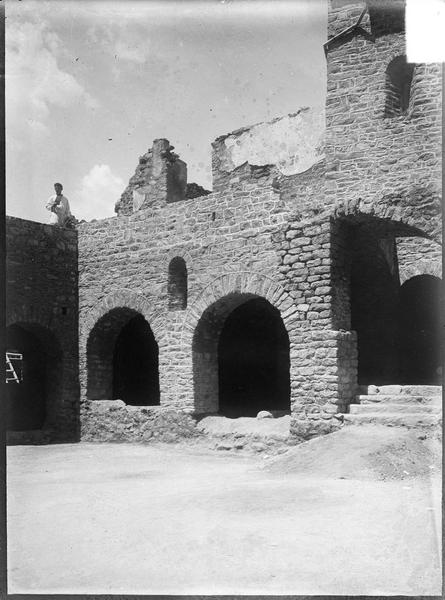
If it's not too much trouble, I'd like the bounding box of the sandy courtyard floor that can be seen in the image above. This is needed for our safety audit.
[7,437,442,595]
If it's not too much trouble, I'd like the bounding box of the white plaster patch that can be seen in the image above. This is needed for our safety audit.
[221,108,325,175]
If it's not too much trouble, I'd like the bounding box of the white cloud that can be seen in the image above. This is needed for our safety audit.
[6,17,98,144]
[74,164,125,221]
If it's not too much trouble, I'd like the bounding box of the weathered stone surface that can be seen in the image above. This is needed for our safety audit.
[5,217,79,440]
[81,403,200,442]
[5,1,442,445]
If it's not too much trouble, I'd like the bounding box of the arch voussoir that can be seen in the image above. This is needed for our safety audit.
[81,289,165,349]
[181,271,294,346]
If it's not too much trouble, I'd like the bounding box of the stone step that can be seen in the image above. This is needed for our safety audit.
[355,394,442,405]
[349,403,441,415]
[361,385,442,397]
[343,413,441,427]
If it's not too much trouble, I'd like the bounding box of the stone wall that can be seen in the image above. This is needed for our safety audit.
[5,217,79,439]
[78,175,293,418]
[322,0,442,395]
[81,401,200,443]
[5,1,442,443]
[325,2,442,241]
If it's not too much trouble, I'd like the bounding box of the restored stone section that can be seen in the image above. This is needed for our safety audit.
[325,2,442,241]
[5,217,79,440]
[396,237,442,284]
[81,401,200,443]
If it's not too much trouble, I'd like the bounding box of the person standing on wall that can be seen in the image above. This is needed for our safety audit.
[46,182,73,227]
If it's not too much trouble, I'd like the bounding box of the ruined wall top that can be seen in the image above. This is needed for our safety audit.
[115,138,188,217]
[211,107,325,192]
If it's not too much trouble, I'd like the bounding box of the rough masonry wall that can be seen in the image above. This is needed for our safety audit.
[396,237,442,284]
[78,175,293,432]
[115,139,187,215]
[325,2,442,240]
[78,104,346,440]
[6,217,79,439]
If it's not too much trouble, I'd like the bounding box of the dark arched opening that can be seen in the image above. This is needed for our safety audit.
[331,215,436,387]
[87,308,160,405]
[384,56,414,117]
[168,257,187,310]
[397,275,442,384]
[112,314,160,405]
[6,323,62,431]
[218,298,290,417]
[192,293,290,417]
[350,233,400,385]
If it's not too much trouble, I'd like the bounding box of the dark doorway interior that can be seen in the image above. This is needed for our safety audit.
[112,314,160,405]
[350,231,400,385]
[218,298,290,417]
[397,275,442,384]
[6,325,47,430]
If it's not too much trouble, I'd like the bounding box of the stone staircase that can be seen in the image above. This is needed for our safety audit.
[344,385,442,427]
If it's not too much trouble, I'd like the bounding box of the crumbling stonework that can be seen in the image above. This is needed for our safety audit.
[5,0,442,442]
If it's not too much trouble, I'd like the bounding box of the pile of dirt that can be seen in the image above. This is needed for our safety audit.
[264,425,441,481]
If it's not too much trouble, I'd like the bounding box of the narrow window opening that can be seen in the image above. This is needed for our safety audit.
[384,56,414,118]
[168,257,188,310]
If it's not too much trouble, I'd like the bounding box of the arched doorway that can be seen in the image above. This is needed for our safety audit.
[193,293,290,416]
[350,229,400,384]
[397,275,442,384]
[6,323,62,431]
[218,298,290,417]
[87,308,160,405]
[331,214,440,387]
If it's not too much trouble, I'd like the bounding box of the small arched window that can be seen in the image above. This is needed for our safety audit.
[168,257,188,310]
[384,56,414,117]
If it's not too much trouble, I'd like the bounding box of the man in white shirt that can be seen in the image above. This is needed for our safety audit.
[46,182,72,227]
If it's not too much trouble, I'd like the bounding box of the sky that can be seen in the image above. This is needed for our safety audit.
[6,0,328,223]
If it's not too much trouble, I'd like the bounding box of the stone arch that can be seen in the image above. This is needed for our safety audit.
[399,260,442,285]
[180,271,299,347]
[330,211,441,386]
[86,306,160,404]
[80,289,165,347]
[191,290,292,415]
[332,199,441,243]
[161,247,195,271]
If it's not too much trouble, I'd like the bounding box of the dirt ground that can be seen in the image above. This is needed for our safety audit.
[7,425,442,595]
